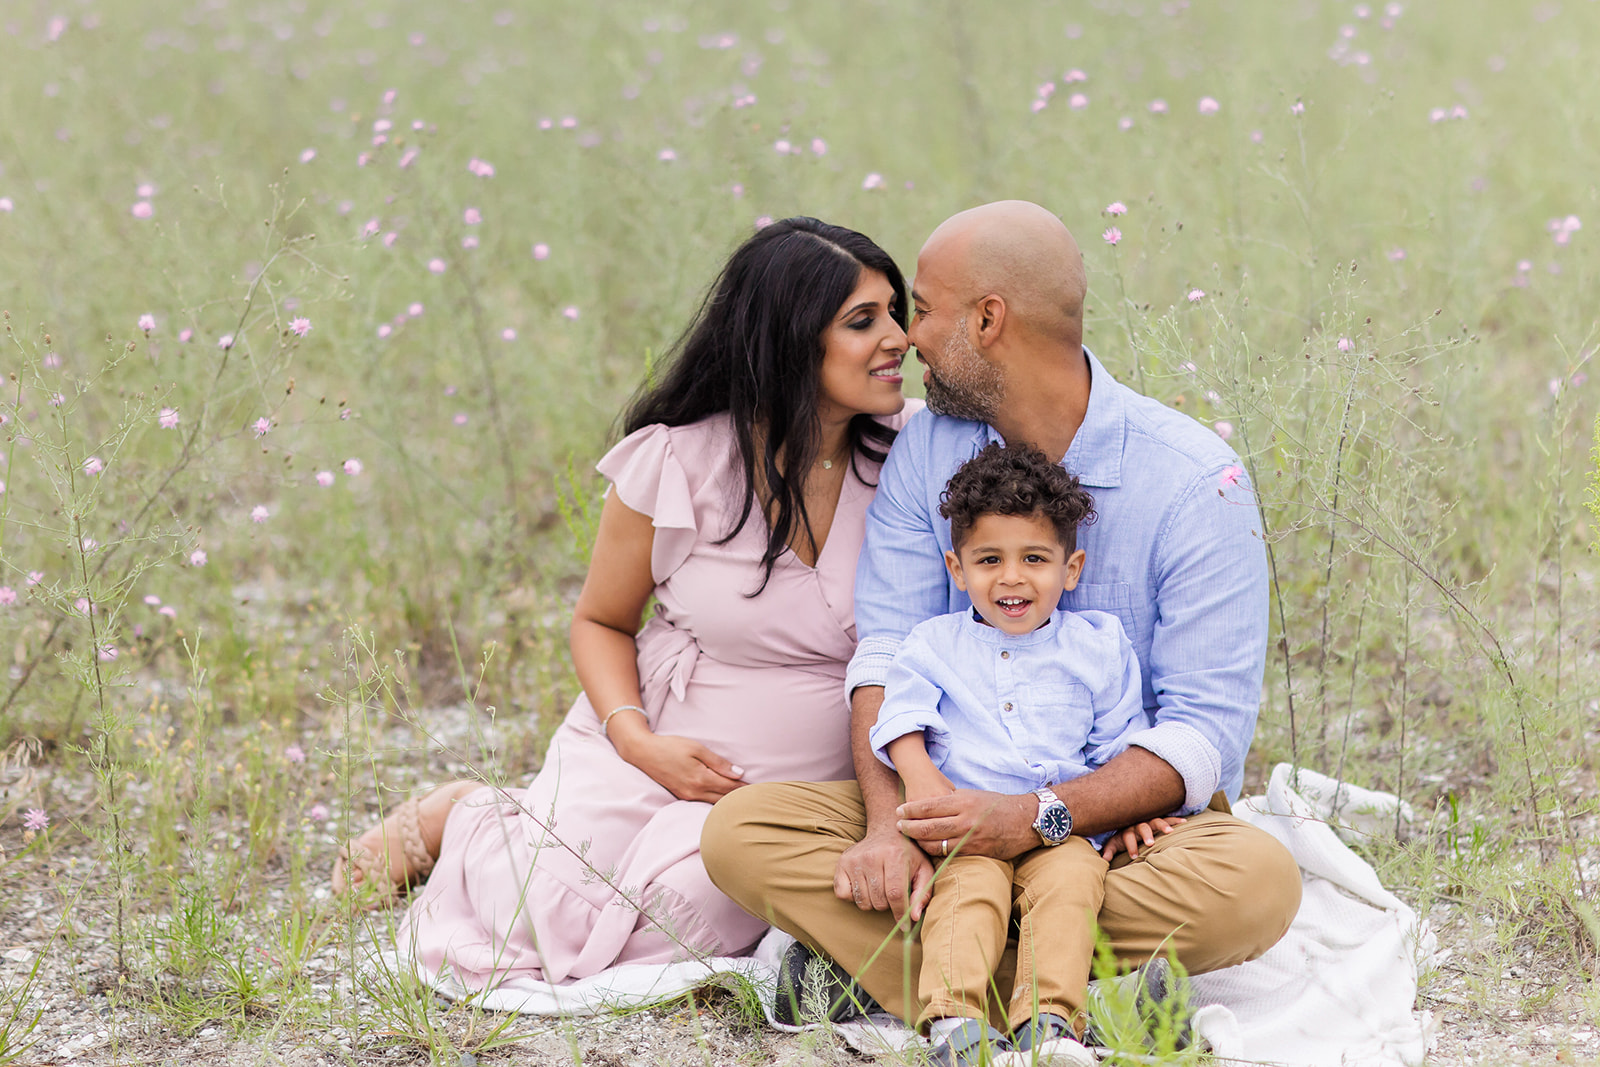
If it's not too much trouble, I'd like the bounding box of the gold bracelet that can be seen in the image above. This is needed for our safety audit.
[601,704,646,736]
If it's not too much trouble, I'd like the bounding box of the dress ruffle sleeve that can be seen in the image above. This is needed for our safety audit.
[596,423,699,585]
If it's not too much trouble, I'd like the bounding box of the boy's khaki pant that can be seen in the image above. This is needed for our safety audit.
[919,838,1106,1034]
[701,780,1302,1027]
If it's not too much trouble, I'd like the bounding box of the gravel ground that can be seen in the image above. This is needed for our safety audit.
[3,705,1596,1066]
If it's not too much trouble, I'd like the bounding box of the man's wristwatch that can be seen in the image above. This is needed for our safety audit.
[1031,787,1073,846]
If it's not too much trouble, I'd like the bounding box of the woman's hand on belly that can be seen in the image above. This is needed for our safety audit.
[614,730,749,803]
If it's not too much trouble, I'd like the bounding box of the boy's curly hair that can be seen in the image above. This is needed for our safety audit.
[939,441,1097,553]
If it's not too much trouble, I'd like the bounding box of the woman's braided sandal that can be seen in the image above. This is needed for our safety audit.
[333,797,437,901]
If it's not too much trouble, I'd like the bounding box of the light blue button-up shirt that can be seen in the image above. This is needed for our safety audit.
[847,349,1269,813]
[869,608,1144,791]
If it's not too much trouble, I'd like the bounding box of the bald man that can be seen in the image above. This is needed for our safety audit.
[701,202,1301,1040]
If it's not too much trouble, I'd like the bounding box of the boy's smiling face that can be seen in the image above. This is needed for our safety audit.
[945,511,1086,635]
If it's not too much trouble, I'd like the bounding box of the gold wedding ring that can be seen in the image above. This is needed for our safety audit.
[941,839,949,856]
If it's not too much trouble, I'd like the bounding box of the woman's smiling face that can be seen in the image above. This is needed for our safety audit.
[816,269,908,424]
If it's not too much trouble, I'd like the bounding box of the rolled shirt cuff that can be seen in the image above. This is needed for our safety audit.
[845,635,902,697]
[1124,721,1223,816]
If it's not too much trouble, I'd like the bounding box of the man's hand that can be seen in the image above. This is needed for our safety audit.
[834,829,935,922]
[1100,816,1187,861]
[896,789,1040,861]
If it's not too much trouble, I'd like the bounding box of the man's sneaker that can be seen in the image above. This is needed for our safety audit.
[1000,1013,1096,1066]
[1082,957,1194,1052]
[770,940,883,1025]
[929,1019,1015,1066]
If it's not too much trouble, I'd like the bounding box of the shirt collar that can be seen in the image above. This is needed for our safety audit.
[961,607,1063,648]
[975,347,1126,489]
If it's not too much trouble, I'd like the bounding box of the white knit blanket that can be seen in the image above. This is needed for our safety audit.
[388,763,1436,1066]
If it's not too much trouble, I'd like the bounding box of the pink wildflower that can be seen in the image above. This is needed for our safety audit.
[453,413,469,426]
[75,597,91,616]
[131,201,153,218]
[1103,226,1122,245]
[754,216,773,229]
[461,236,478,249]
[26,571,43,586]
[49,393,65,407]
[316,471,335,487]
[398,149,419,169]
[657,148,677,162]
[98,646,118,662]
[532,243,550,260]
[144,595,161,606]
[300,148,316,163]
[377,324,392,339]
[362,218,381,238]
[159,605,176,618]
[22,809,48,832]
[409,302,424,316]
[0,587,15,606]
[562,306,580,321]
[1198,96,1220,114]
[285,744,306,764]
[1218,465,1244,488]
[307,803,330,823]
[253,417,271,437]
[467,157,496,178]
[178,329,193,343]
[250,505,269,523]
[1337,337,1354,352]
[1187,289,1205,302]
[0,198,12,212]
[1291,101,1305,116]
[1118,117,1134,131]
[1388,248,1407,262]
[1069,93,1088,109]
[1213,421,1234,440]
[463,208,481,225]
[289,317,312,337]
[343,458,363,476]
[1106,202,1127,216]
[1149,99,1169,114]
[862,172,885,190]
[501,328,516,341]
[159,407,179,429]
[1064,68,1087,82]
[811,138,827,155]
[774,139,792,154]
[83,456,104,475]
[218,334,234,350]
[383,232,398,247]
[428,258,446,274]
[189,549,207,566]
[138,313,156,332]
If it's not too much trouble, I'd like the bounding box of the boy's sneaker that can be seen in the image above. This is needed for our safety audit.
[770,941,883,1025]
[1082,957,1194,1052]
[929,1019,1016,1066]
[1000,1013,1096,1066]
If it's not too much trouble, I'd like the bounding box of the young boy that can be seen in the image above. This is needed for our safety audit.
[868,441,1147,1067]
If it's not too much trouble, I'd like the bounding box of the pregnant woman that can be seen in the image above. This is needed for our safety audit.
[335,217,917,987]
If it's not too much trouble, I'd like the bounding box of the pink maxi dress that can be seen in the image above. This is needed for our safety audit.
[400,407,914,987]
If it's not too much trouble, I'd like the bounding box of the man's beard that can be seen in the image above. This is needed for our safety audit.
[922,318,1004,423]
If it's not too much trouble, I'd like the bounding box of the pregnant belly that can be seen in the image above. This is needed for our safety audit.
[651,662,853,784]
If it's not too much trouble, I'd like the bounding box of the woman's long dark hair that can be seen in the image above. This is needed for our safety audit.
[622,217,909,595]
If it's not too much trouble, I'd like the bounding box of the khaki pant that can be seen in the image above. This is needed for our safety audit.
[701,780,1302,1026]
[919,838,1106,1034]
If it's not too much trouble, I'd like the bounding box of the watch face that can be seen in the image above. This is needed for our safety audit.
[1037,803,1072,843]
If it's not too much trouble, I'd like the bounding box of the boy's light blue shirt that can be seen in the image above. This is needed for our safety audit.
[847,350,1269,814]
[869,609,1145,849]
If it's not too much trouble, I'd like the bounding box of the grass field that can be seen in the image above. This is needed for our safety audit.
[1,0,1598,1063]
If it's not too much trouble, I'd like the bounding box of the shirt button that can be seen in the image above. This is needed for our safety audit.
[1000,651,1010,660]
[1003,702,1014,712]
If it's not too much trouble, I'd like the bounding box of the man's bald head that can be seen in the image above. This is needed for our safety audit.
[919,200,1086,344]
